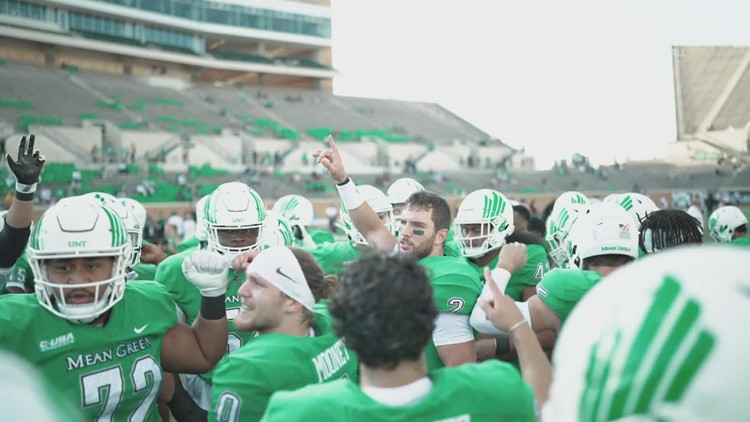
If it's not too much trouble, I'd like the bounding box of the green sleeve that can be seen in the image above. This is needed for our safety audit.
[154,251,201,323]
[309,230,335,245]
[429,261,482,316]
[442,240,462,258]
[133,263,157,281]
[536,269,601,323]
[306,241,361,276]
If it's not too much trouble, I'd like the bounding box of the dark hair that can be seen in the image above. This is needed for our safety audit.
[405,191,452,231]
[583,254,634,269]
[542,200,555,224]
[506,229,545,247]
[512,204,531,222]
[329,253,436,369]
[291,248,337,323]
[527,216,546,238]
[638,210,703,254]
[736,224,747,235]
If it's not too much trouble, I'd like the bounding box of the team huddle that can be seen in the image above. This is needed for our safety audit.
[0,135,748,421]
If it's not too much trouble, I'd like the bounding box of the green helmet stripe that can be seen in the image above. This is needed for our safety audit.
[283,196,298,213]
[580,275,716,421]
[251,190,266,220]
[619,196,634,211]
[101,206,118,246]
[482,194,490,219]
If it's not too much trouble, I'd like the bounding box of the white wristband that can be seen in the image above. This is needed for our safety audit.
[335,178,364,211]
[15,182,37,194]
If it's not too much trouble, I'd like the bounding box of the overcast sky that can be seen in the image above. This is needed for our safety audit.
[329,0,750,169]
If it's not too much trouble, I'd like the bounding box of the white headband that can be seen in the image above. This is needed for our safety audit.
[246,246,315,311]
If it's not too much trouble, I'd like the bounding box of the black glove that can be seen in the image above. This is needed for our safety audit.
[7,135,45,200]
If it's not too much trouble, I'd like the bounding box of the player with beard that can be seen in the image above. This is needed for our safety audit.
[314,136,482,369]
[209,246,357,422]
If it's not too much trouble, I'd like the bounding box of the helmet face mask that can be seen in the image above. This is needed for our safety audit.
[453,189,515,259]
[205,183,266,257]
[708,206,748,243]
[545,206,580,267]
[27,198,132,324]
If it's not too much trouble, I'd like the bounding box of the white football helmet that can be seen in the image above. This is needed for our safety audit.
[453,189,515,258]
[708,206,748,243]
[545,192,591,267]
[338,185,393,246]
[260,215,295,248]
[195,194,210,243]
[603,193,621,204]
[544,246,750,422]
[204,182,266,256]
[553,191,590,213]
[121,198,147,231]
[84,192,142,268]
[387,178,425,216]
[272,194,314,228]
[26,197,132,324]
[617,192,659,225]
[566,202,639,269]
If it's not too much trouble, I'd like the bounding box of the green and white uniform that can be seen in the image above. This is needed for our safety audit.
[1,252,33,293]
[260,361,535,422]
[536,268,603,325]
[0,281,178,421]
[447,241,549,301]
[304,240,362,276]
[210,313,358,422]
[731,237,750,248]
[308,229,335,245]
[419,256,482,370]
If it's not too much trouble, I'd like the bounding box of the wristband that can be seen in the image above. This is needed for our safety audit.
[509,319,528,334]
[494,337,511,356]
[335,177,364,211]
[15,182,36,201]
[200,295,226,320]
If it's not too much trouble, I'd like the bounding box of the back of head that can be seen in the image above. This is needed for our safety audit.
[566,202,639,269]
[405,191,452,231]
[639,210,703,254]
[544,246,750,422]
[330,253,436,369]
[708,205,748,243]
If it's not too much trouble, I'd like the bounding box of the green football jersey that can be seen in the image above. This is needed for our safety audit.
[730,236,750,247]
[210,313,358,422]
[1,251,33,293]
[177,236,201,253]
[260,360,535,422]
[0,280,178,421]
[304,240,362,276]
[535,268,603,325]
[132,262,158,281]
[419,255,482,370]
[155,250,253,382]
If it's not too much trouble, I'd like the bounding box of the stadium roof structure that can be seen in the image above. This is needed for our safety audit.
[673,46,750,158]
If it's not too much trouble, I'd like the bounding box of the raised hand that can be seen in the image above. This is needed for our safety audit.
[231,249,261,273]
[183,250,231,297]
[313,135,348,184]
[140,243,168,265]
[7,135,45,197]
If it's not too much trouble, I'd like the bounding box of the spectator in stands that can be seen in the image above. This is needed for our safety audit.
[301,152,308,166]
[182,146,190,164]
[252,150,258,166]
[90,145,99,163]
[130,143,136,163]
[182,212,196,241]
[325,205,338,233]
